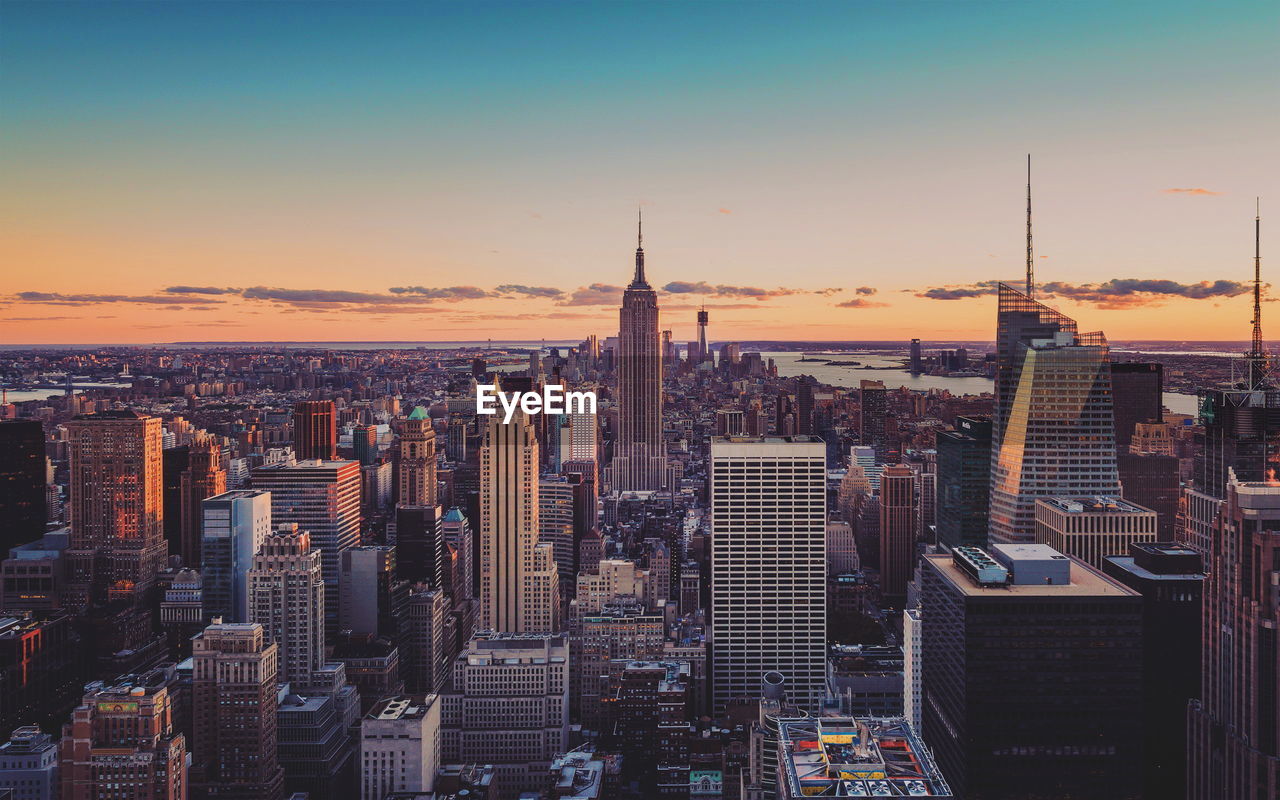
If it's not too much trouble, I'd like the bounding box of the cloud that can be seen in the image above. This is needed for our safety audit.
[1163,188,1222,196]
[836,298,888,309]
[386,286,494,300]
[164,286,238,295]
[1040,278,1250,308]
[718,208,732,214]
[493,285,565,299]
[12,292,223,306]
[913,278,1251,308]
[559,284,626,306]
[914,281,1003,300]
[663,302,765,311]
[660,281,805,300]
[242,287,429,305]
[813,287,843,296]
[855,287,877,295]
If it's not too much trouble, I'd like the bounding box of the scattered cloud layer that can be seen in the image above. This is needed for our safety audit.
[914,278,1251,308]
[836,298,888,309]
[1163,188,1222,196]
[559,284,626,306]
[164,286,239,295]
[13,292,224,306]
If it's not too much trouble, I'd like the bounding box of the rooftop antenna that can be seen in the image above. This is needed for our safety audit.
[632,205,647,287]
[1026,154,1034,298]
[1249,198,1267,388]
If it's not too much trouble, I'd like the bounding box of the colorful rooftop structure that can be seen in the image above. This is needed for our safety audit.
[776,717,952,798]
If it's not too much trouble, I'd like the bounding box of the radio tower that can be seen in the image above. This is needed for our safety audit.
[1026,154,1034,298]
[1248,199,1267,388]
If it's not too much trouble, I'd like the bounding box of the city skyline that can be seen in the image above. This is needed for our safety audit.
[3,0,1279,344]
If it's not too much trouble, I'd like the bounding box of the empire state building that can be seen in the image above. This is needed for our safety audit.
[612,213,667,491]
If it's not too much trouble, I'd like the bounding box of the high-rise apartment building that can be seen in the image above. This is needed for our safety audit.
[248,524,325,686]
[251,459,360,634]
[920,544,1142,799]
[612,216,666,491]
[292,400,337,461]
[989,287,1121,544]
[441,633,569,795]
[359,695,441,800]
[1187,472,1280,800]
[0,420,47,552]
[190,621,284,800]
[878,464,915,603]
[478,412,559,633]
[935,416,991,551]
[398,406,437,506]
[64,411,167,610]
[1034,496,1158,570]
[200,489,272,623]
[710,436,826,713]
[59,673,188,800]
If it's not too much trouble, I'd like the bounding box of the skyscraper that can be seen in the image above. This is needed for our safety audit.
[293,400,337,461]
[201,489,272,623]
[351,423,378,467]
[1187,471,1280,800]
[612,212,666,491]
[398,406,437,506]
[191,621,284,800]
[64,410,167,610]
[921,545,1143,799]
[878,464,915,603]
[478,411,559,633]
[935,415,991,551]
[697,306,709,365]
[165,440,228,569]
[248,524,325,685]
[1102,542,1204,800]
[989,286,1121,544]
[710,436,826,713]
[858,380,889,462]
[251,459,361,635]
[1110,362,1163,451]
[0,420,46,552]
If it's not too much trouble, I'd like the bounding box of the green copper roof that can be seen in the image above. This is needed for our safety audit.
[442,507,466,522]
[408,406,429,420]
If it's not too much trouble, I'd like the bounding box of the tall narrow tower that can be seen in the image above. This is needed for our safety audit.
[613,210,666,491]
[479,412,559,633]
[697,306,709,364]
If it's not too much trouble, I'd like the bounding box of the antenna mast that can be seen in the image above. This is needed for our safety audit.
[1250,199,1267,388]
[1026,154,1034,297]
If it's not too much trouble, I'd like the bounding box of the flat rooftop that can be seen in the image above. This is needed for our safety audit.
[1039,496,1153,514]
[924,553,1138,598]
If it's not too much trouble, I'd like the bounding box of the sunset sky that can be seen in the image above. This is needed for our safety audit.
[3,0,1278,344]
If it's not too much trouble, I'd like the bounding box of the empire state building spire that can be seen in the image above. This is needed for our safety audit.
[631,206,649,288]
